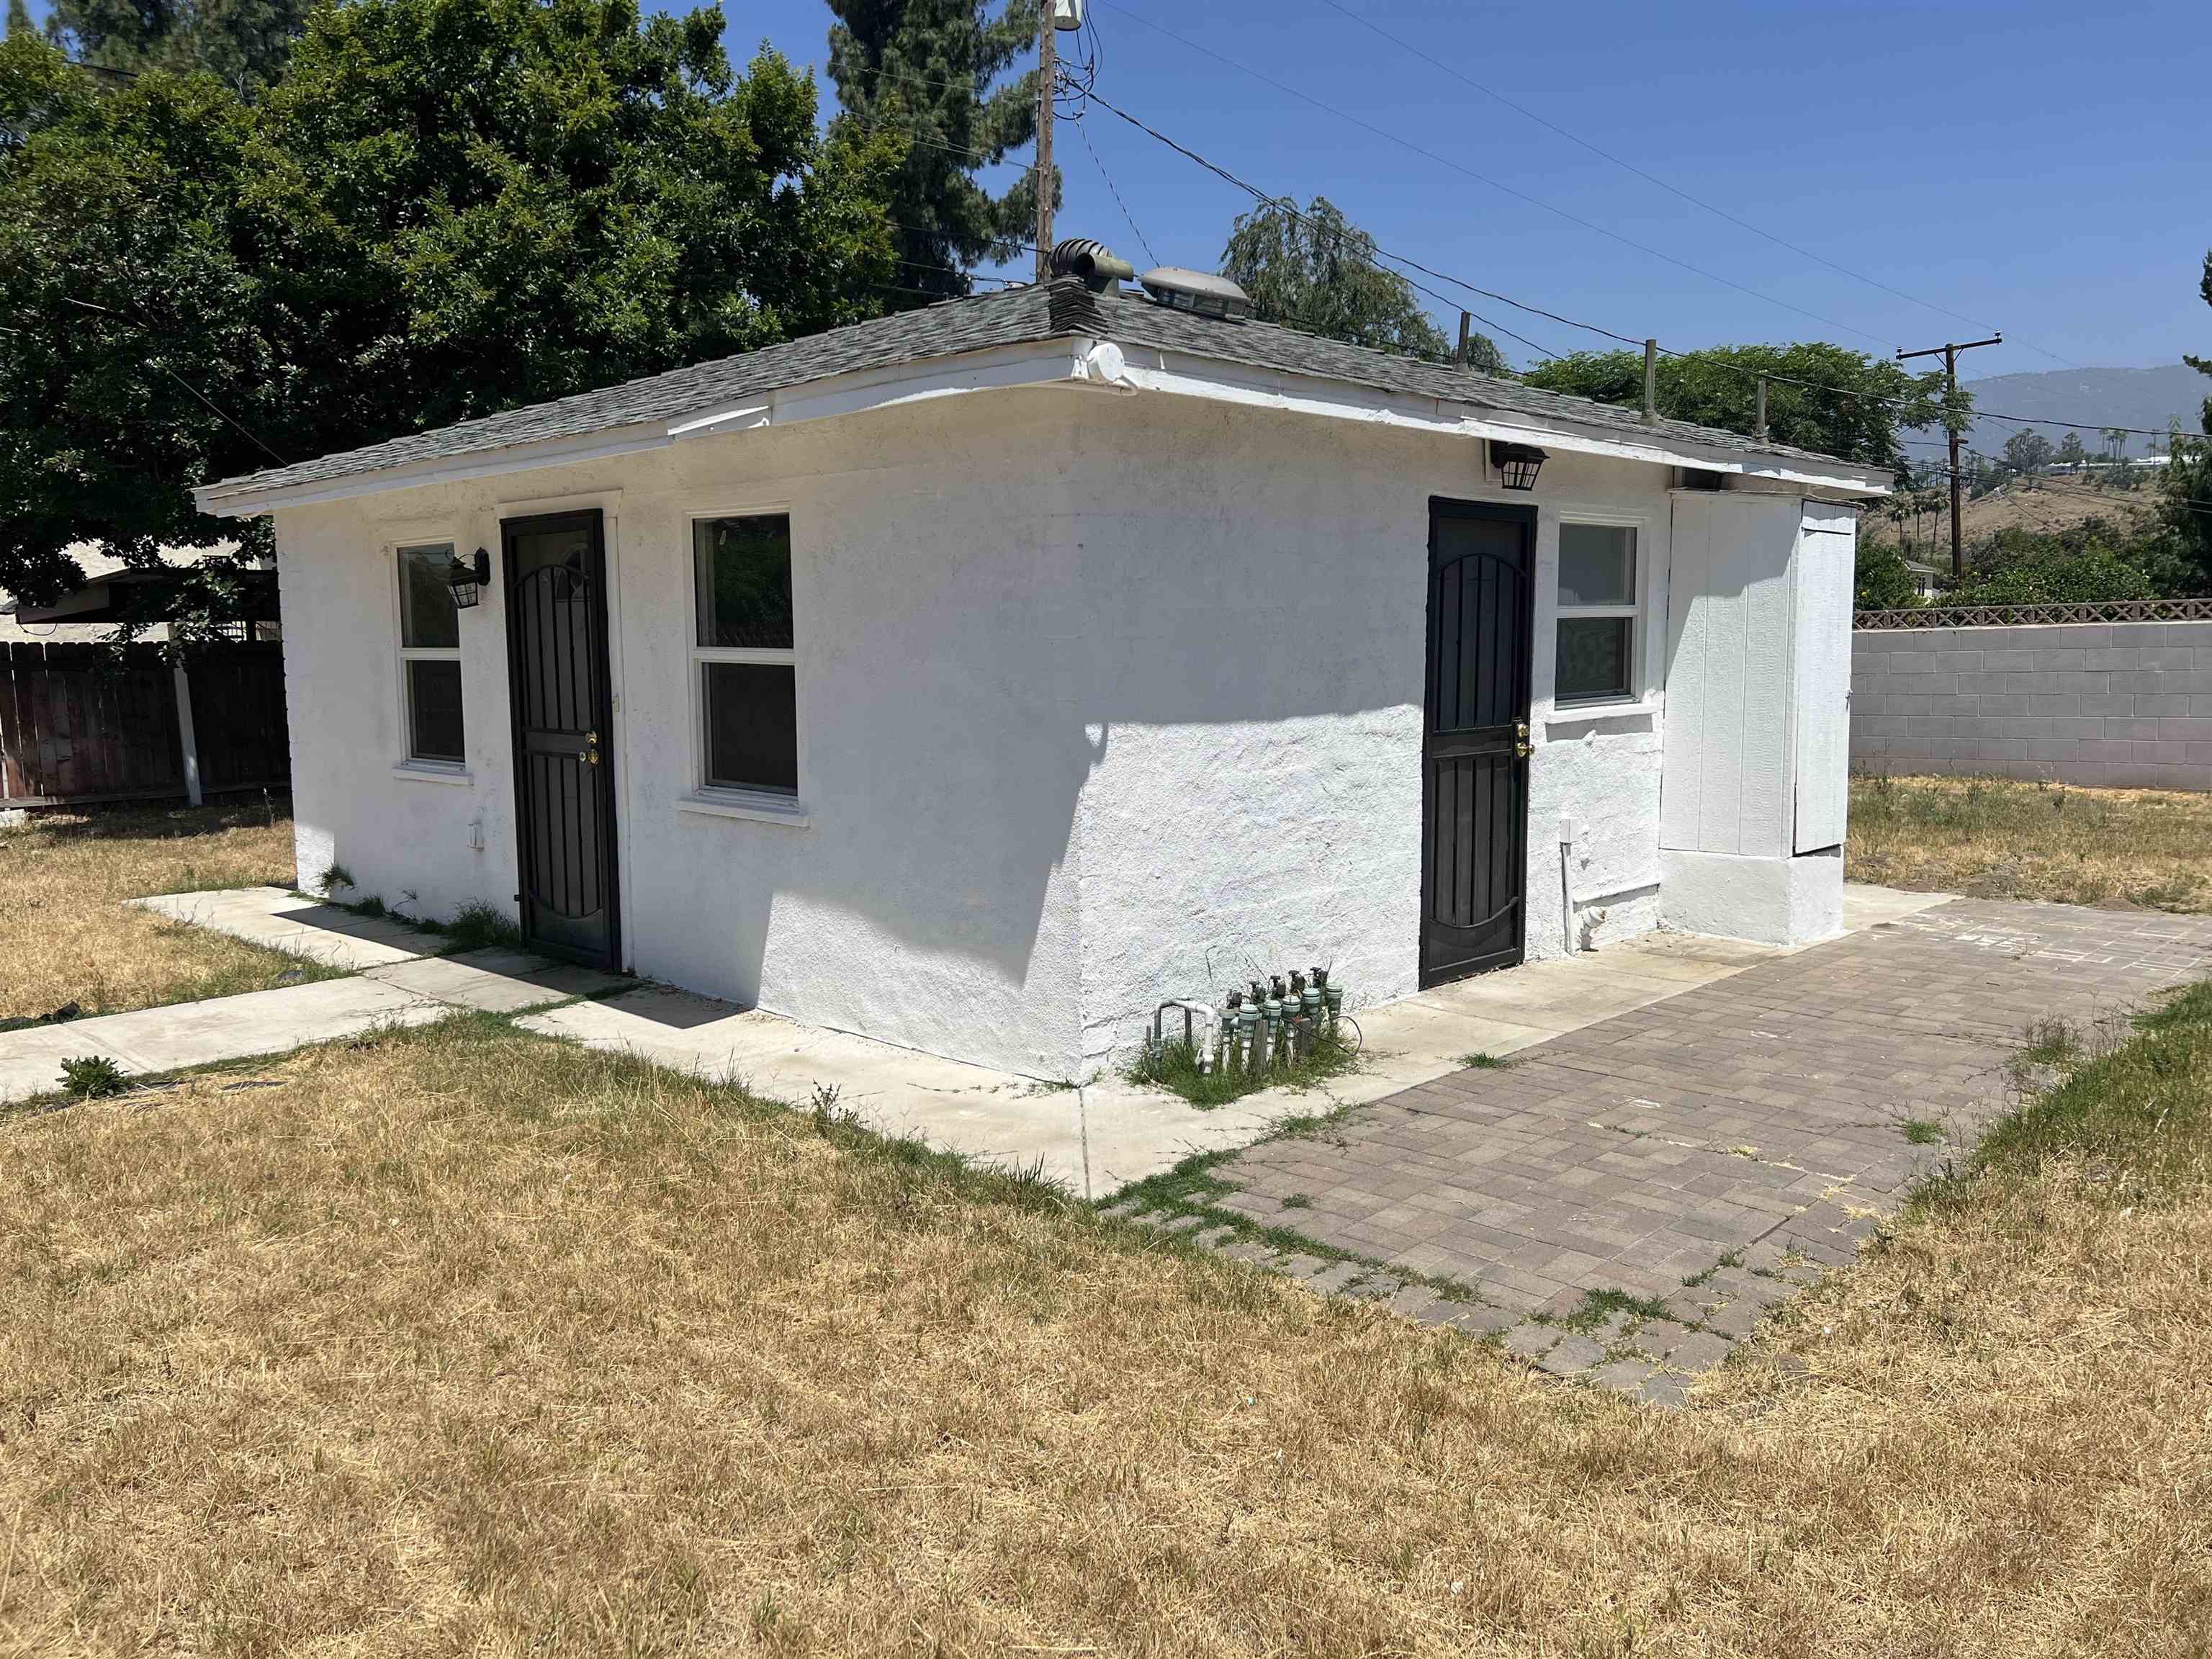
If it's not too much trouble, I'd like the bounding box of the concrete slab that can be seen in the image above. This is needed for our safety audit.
[364,950,625,1014]
[129,887,433,970]
[518,991,1093,1191]
[503,914,1791,1202]
[0,977,449,1105]
[105,883,1943,1211]
[0,1025,140,1107]
[1838,881,1955,933]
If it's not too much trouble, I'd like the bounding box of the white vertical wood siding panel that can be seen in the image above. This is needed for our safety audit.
[1661,493,1804,858]
[1791,508,1856,851]
[1738,513,1795,859]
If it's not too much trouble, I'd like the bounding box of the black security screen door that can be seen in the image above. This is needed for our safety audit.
[1421,498,1535,987]
[503,509,619,968]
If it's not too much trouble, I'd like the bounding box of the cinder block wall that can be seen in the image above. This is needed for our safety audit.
[1851,619,2212,791]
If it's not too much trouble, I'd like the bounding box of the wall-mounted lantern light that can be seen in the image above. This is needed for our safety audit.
[1490,441,1548,492]
[449,547,490,608]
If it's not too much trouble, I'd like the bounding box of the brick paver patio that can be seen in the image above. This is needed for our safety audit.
[1107,896,2212,1406]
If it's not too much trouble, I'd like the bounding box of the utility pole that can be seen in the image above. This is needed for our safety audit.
[1455,311,1472,369]
[1034,1,1057,282]
[1897,333,2001,581]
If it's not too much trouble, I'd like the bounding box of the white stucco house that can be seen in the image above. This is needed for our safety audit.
[194,264,1886,1080]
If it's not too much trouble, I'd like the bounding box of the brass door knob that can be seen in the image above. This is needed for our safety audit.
[584,729,601,766]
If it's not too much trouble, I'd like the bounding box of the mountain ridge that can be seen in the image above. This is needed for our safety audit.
[1916,363,2208,460]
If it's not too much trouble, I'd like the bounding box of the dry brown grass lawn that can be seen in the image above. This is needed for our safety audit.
[4,1010,2210,1658]
[1848,773,2212,912]
[0,801,322,1020]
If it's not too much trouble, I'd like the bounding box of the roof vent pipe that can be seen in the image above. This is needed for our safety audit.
[1049,238,1136,292]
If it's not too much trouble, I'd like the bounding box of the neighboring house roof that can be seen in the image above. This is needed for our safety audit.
[0,542,248,643]
[199,278,1892,515]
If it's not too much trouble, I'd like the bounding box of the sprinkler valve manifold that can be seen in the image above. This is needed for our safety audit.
[1143,959,1362,1083]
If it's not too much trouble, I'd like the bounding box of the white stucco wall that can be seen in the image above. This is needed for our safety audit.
[1061,395,1675,1065]
[275,393,1088,1077]
[271,380,1704,1079]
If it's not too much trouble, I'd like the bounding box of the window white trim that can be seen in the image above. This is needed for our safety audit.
[688,507,806,808]
[391,539,465,766]
[1552,515,1647,711]
[678,788,811,827]
[392,762,472,786]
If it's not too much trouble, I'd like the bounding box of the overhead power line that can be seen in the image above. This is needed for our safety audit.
[844,58,2175,440]
[58,297,287,463]
[1076,120,1159,268]
[1313,0,2082,372]
[1083,90,2198,447]
[1094,0,1901,351]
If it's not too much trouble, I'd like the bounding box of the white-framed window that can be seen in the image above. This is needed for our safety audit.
[1554,522,1638,706]
[395,542,465,764]
[691,513,798,797]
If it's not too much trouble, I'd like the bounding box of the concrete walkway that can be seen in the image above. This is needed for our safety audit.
[39,879,1944,1187]
[0,938,624,1106]
[518,886,1947,1197]
[1110,894,2212,1404]
[128,886,449,970]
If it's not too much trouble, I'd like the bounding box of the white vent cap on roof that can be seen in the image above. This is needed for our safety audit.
[1137,268,1252,322]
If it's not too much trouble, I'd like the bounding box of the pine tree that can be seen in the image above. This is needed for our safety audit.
[827,0,1042,305]
[45,0,316,95]
[5,0,32,40]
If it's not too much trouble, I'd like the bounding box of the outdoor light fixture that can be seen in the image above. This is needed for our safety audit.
[1490,441,1548,491]
[449,547,490,608]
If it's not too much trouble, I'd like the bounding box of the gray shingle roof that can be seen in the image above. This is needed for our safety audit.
[204,279,1879,503]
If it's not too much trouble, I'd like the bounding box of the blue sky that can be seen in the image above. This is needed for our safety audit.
[731,0,2210,379]
[29,0,2212,377]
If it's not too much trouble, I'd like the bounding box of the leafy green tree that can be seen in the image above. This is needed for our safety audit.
[1948,524,2154,606]
[0,30,268,611]
[1946,518,2204,604]
[5,0,32,40]
[2002,428,2054,485]
[2167,249,2212,581]
[1853,541,1920,611]
[1521,341,1951,471]
[2057,431,2085,469]
[43,0,317,96]
[827,0,1039,305]
[0,4,899,626]
[1220,196,1503,370]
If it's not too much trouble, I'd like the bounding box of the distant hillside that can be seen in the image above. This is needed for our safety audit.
[1911,364,2208,460]
[1863,472,2162,557]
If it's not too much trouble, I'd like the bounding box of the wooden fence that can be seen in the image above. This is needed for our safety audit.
[0,641,289,808]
